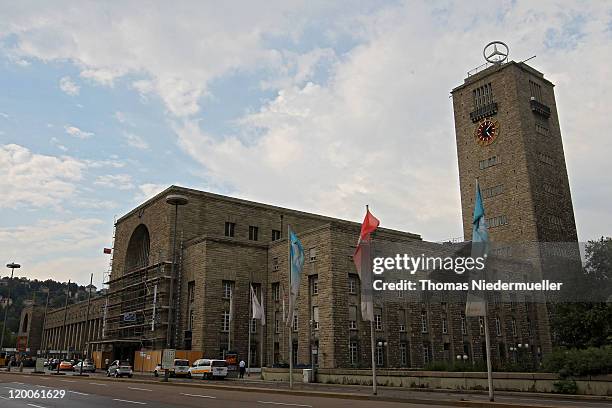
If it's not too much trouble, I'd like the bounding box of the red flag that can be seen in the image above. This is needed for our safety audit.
[103,248,112,254]
[357,209,380,244]
[352,208,379,322]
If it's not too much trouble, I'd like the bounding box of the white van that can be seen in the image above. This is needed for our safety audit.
[153,359,190,377]
[188,358,228,379]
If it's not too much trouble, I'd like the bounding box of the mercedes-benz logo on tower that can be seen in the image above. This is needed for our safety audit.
[483,41,509,64]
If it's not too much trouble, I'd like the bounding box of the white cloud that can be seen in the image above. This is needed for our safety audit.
[123,131,148,150]
[0,112,9,119]
[94,174,134,190]
[0,144,85,209]
[59,76,80,95]
[0,218,109,286]
[136,183,169,202]
[65,125,94,139]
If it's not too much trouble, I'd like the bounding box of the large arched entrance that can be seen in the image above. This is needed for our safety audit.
[125,224,150,271]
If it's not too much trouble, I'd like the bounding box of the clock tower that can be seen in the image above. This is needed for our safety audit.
[452,44,578,245]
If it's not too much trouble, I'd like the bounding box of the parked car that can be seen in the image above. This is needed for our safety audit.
[153,359,190,377]
[46,359,60,370]
[188,359,228,380]
[106,360,133,378]
[73,360,96,373]
[58,360,73,371]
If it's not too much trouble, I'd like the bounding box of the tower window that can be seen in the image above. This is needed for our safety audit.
[224,222,235,237]
[248,226,259,241]
[529,80,543,102]
[473,83,494,108]
[538,152,555,166]
[535,123,549,136]
[481,184,504,199]
[486,215,508,228]
[479,155,501,170]
[271,229,281,241]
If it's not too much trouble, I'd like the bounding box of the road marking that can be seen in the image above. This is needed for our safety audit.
[60,379,76,383]
[257,402,312,408]
[68,390,89,396]
[180,393,216,399]
[27,404,48,408]
[88,382,108,386]
[12,382,24,385]
[0,395,8,400]
[112,398,147,405]
[128,386,152,391]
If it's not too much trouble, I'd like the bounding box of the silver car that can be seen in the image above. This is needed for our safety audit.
[106,360,133,378]
[73,360,96,373]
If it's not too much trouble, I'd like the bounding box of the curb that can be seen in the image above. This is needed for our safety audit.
[0,371,596,408]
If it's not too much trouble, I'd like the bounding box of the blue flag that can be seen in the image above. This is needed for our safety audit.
[472,180,489,254]
[288,227,304,324]
[466,180,489,317]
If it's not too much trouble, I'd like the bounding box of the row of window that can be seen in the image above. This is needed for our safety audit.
[487,215,508,228]
[479,155,500,170]
[224,221,282,242]
[473,83,494,108]
[481,184,504,199]
[529,80,543,102]
[538,152,555,166]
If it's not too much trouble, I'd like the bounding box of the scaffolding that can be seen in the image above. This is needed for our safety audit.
[103,256,174,349]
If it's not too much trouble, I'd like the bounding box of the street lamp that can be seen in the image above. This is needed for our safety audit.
[2,262,21,370]
[163,194,188,382]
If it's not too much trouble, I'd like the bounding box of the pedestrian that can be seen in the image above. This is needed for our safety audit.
[239,359,246,378]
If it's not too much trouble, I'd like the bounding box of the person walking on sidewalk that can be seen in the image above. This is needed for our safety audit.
[239,359,246,378]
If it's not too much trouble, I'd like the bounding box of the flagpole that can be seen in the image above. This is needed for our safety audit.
[288,224,293,390]
[228,289,233,354]
[364,205,378,395]
[475,178,494,402]
[260,288,265,373]
[247,283,252,377]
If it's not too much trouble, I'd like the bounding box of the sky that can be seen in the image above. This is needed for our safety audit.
[1,1,611,287]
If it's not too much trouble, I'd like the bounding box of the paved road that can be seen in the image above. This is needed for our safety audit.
[0,373,452,408]
[2,370,610,408]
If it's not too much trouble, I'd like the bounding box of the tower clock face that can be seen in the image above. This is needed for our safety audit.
[474,118,499,146]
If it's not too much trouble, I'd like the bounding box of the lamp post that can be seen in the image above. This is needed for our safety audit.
[2,262,21,369]
[163,194,188,382]
[41,287,50,359]
[377,341,388,368]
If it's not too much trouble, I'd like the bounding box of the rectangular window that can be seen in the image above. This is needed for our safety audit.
[538,152,554,166]
[527,318,532,337]
[422,343,430,365]
[271,229,281,241]
[529,80,543,101]
[292,309,298,332]
[250,318,257,333]
[479,155,501,170]
[348,275,357,294]
[399,309,406,332]
[487,215,508,228]
[481,184,504,199]
[461,314,467,335]
[376,345,384,366]
[400,343,408,366]
[421,311,428,333]
[543,183,560,195]
[248,226,259,241]
[349,342,358,366]
[224,222,235,237]
[272,283,280,301]
[473,83,494,108]
[188,281,195,304]
[222,281,233,299]
[188,310,194,330]
[442,317,448,334]
[309,247,317,262]
[275,312,280,334]
[511,317,517,337]
[311,276,319,295]
[313,306,319,330]
[549,214,564,230]
[495,316,501,336]
[535,123,549,136]
[479,317,485,335]
[272,257,280,271]
[374,310,382,331]
[222,310,230,332]
[349,306,357,330]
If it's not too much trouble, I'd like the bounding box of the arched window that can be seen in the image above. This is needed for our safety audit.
[125,224,150,271]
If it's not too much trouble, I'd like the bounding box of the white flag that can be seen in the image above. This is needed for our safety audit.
[251,285,265,325]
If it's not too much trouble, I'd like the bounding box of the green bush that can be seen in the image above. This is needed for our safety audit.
[543,346,612,377]
[553,379,578,394]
